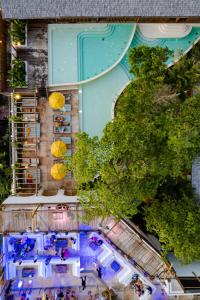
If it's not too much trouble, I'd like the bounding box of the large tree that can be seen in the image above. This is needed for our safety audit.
[145,179,200,264]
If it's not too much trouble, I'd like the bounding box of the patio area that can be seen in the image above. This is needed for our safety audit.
[3,230,155,299]
[10,89,79,196]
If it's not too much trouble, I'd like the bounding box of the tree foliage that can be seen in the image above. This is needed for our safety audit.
[128,45,172,84]
[0,126,11,202]
[145,179,200,264]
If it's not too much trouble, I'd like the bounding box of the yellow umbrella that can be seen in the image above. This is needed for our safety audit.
[51,140,66,157]
[51,163,67,180]
[49,92,65,110]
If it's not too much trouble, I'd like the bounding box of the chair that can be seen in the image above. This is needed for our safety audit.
[54,136,72,145]
[60,104,72,112]
[53,114,71,123]
[53,125,71,134]
[65,94,72,102]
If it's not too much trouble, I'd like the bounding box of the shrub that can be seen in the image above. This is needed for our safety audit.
[9,20,26,45]
[9,58,26,88]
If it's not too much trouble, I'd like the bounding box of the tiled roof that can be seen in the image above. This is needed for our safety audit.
[0,0,200,19]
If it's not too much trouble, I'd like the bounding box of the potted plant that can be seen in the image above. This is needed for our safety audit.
[9,20,27,46]
[9,115,23,122]
[8,58,27,88]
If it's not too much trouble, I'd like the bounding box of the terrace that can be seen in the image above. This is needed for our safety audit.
[10,90,79,196]
[0,203,172,299]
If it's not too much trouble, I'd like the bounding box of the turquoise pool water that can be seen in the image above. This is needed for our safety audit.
[78,24,134,81]
[48,24,134,84]
[80,65,129,137]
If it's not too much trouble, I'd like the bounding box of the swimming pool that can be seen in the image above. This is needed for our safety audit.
[48,24,135,85]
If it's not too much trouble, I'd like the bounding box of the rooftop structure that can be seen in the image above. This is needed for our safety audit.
[0,0,200,21]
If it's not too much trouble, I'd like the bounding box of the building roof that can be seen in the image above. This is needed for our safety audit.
[0,0,200,19]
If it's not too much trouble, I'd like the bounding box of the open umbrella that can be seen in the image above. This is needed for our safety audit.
[50,163,67,180]
[49,92,65,110]
[51,140,66,158]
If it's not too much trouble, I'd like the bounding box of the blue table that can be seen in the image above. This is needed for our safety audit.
[55,239,68,251]
[111,260,121,272]
[89,241,99,251]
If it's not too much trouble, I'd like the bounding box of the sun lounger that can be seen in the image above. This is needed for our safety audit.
[66,171,72,179]
[65,94,72,102]
[53,114,71,123]
[60,104,72,112]
[66,149,72,156]
[53,125,71,134]
[54,136,72,145]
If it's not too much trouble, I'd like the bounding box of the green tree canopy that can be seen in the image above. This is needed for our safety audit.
[145,179,200,264]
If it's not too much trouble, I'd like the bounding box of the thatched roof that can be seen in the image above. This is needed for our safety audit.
[0,0,200,19]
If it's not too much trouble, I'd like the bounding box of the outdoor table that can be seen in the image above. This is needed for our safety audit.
[22,267,35,278]
[55,239,68,250]
[110,260,121,272]
[89,241,99,251]
[26,238,35,252]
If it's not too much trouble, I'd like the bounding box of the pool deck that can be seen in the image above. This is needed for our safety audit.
[10,89,79,197]
[38,89,79,193]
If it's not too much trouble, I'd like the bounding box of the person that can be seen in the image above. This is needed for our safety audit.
[45,255,52,265]
[57,290,64,299]
[63,248,69,260]
[91,236,98,244]
[81,276,87,290]
[97,266,102,279]
[27,173,33,184]
[61,249,65,260]
[147,286,152,294]
[97,239,103,246]
[70,237,76,244]
[33,254,38,263]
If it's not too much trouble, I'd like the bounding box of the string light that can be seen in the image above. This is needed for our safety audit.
[14,93,21,100]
